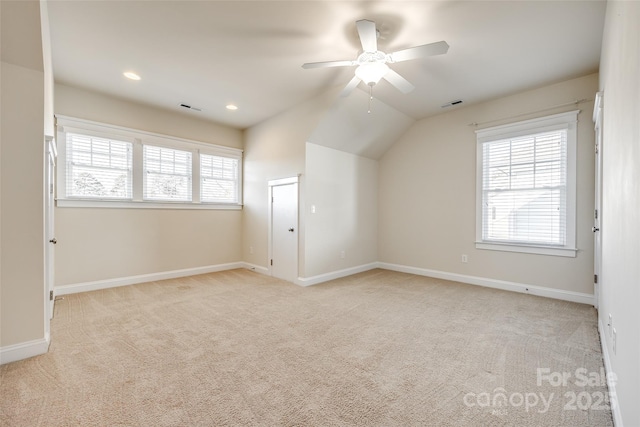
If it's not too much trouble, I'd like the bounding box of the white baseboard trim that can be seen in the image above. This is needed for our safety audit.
[378,262,594,305]
[0,334,50,365]
[598,318,623,427]
[241,262,270,276]
[53,259,595,305]
[55,262,244,296]
[296,262,378,287]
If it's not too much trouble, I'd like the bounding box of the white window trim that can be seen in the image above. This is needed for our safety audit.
[142,144,193,202]
[475,110,580,257]
[62,130,134,200]
[56,115,242,210]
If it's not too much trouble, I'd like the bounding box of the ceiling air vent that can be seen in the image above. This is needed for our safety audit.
[441,99,463,108]
[179,103,202,112]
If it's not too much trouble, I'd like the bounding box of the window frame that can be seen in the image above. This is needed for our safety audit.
[475,110,580,257]
[199,153,241,204]
[142,144,193,202]
[56,115,242,210]
[64,129,134,201]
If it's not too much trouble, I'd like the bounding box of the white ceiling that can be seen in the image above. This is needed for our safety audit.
[47,1,606,130]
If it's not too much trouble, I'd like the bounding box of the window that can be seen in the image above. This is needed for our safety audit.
[143,145,192,201]
[200,154,239,203]
[476,110,579,257]
[66,132,132,199]
[56,116,242,209]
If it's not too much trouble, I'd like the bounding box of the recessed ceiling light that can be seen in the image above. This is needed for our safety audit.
[123,71,141,81]
[226,104,238,111]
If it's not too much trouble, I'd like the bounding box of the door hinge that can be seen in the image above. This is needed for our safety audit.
[50,290,54,301]
[270,259,273,266]
[595,209,598,220]
[594,274,598,284]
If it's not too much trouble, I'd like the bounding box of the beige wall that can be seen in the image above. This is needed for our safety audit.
[598,1,640,425]
[242,89,339,275]
[0,1,46,349]
[54,84,244,285]
[379,73,598,294]
[55,84,242,150]
[304,143,378,277]
[55,209,242,285]
[40,0,55,137]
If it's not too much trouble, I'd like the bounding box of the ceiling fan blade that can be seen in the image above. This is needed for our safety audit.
[356,19,377,52]
[389,41,449,63]
[383,69,415,94]
[302,60,356,69]
[340,76,361,97]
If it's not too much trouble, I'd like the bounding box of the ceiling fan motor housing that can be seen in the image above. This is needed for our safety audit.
[357,51,388,64]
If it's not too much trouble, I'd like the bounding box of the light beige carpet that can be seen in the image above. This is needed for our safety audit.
[1,269,613,426]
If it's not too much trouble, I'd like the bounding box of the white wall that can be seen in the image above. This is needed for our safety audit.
[0,1,46,350]
[379,73,598,295]
[598,1,640,425]
[304,143,378,278]
[54,84,244,286]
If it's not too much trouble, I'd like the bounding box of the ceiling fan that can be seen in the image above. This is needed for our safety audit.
[302,19,449,98]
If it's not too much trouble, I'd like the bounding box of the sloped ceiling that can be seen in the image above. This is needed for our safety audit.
[46,1,606,130]
[309,89,414,159]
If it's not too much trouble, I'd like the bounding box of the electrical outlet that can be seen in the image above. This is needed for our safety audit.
[340,250,346,259]
[461,254,468,263]
[311,205,316,214]
[612,328,617,355]
[249,246,254,254]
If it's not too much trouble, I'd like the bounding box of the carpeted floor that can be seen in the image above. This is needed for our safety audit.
[0,269,613,426]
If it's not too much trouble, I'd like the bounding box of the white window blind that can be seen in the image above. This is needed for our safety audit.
[143,145,192,201]
[475,110,579,257]
[66,132,132,199]
[481,129,567,246]
[57,115,243,209]
[200,154,239,203]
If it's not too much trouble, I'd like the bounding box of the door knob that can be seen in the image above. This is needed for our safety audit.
[49,238,57,244]
[592,227,600,233]
[288,228,295,232]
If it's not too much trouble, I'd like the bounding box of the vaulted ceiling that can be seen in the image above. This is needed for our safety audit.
[47,1,606,130]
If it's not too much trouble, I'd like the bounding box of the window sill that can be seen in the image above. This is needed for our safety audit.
[475,241,577,257]
[56,198,242,210]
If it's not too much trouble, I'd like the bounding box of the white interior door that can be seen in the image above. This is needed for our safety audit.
[593,92,603,309]
[269,178,298,283]
[45,137,56,320]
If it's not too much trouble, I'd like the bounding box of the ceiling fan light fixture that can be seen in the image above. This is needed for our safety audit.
[301,19,448,99]
[355,62,389,86]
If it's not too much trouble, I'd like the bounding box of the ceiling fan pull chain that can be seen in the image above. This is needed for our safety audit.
[368,85,373,114]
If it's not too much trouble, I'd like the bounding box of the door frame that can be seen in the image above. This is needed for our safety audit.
[45,136,57,331]
[592,92,603,309]
[268,176,299,280]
